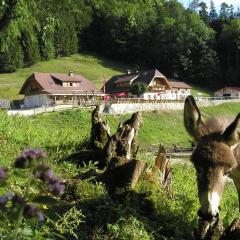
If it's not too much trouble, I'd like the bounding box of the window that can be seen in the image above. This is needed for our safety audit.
[69,83,73,87]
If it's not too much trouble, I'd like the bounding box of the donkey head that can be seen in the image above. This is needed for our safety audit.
[184,96,240,221]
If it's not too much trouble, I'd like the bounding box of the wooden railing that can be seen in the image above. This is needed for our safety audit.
[105,98,185,104]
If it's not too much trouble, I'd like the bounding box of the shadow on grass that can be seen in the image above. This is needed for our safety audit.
[62,189,197,240]
[44,137,90,162]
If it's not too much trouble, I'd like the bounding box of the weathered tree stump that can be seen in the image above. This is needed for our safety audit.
[155,144,172,192]
[89,104,110,150]
[68,108,145,191]
[99,159,145,193]
[105,112,141,157]
[67,105,110,169]
[100,112,144,192]
[103,112,142,166]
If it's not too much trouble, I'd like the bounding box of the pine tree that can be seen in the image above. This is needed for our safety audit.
[209,0,218,22]
[229,4,235,19]
[235,7,240,19]
[199,2,209,24]
[219,2,230,21]
[188,0,200,12]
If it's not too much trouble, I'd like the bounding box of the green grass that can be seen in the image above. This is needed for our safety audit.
[0,96,239,239]
[0,53,126,100]
[0,102,239,167]
[191,84,213,97]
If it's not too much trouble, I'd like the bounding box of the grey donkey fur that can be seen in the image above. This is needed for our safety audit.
[184,95,240,221]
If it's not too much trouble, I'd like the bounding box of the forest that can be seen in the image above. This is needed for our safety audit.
[0,0,240,89]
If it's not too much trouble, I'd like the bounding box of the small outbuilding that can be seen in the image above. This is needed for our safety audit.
[214,87,240,98]
[19,72,104,108]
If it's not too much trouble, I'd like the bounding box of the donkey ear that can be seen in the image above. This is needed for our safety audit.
[184,96,204,141]
[222,113,240,146]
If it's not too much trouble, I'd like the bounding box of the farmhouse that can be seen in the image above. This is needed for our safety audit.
[214,87,240,98]
[104,69,191,100]
[20,72,104,108]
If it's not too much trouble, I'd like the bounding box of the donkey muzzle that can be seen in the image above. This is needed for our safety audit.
[197,209,219,222]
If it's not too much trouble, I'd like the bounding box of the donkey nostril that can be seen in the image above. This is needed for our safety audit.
[197,209,219,221]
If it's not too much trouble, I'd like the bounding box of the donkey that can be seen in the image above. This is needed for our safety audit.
[184,95,240,221]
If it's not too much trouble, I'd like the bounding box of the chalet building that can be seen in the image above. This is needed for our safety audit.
[104,69,191,100]
[214,87,240,98]
[19,72,104,108]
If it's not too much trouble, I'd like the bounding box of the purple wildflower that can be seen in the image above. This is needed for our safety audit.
[15,148,47,168]
[23,204,44,222]
[5,192,14,201]
[34,164,54,183]
[0,195,7,212]
[0,167,8,182]
[0,192,14,213]
[48,176,65,196]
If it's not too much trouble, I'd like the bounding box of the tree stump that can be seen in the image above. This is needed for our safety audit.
[155,144,172,193]
[104,112,142,164]
[99,159,145,193]
[67,105,110,169]
[89,104,110,151]
[68,109,145,190]
[99,112,144,192]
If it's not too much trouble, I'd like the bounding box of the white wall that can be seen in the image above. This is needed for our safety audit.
[215,88,240,97]
[104,98,240,115]
[215,92,240,97]
[142,89,190,100]
[24,94,50,108]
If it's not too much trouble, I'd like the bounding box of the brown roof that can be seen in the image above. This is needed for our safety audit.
[169,81,192,89]
[104,69,171,94]
[115,75,138,84]
[51,73,88,82]
[19,72,98,95]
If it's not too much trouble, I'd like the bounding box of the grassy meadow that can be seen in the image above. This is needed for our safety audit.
[0,53,126,100]
[0,52,212,100]
[0,101,239,239]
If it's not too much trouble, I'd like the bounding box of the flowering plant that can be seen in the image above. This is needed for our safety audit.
[0,148,65,240]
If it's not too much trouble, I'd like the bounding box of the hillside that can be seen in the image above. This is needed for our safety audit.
[0,53,126,100]
[2,1,240,90]
[0,52,213,100]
